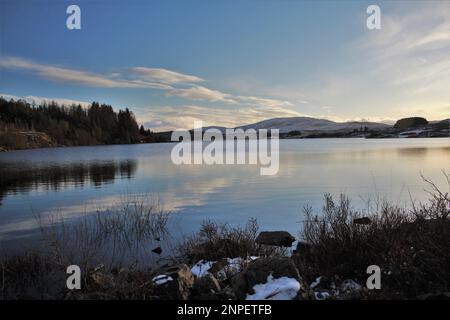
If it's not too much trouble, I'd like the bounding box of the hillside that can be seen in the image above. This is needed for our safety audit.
[0,98,168,151]
[237,117,390,133]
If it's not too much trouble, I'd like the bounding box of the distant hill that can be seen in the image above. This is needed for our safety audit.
[236,117,390,133]
[194,117,448,139]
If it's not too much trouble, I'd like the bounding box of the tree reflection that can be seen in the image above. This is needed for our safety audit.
[0,160,137,205]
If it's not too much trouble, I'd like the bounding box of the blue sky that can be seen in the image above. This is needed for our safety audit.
[0,0,449,130]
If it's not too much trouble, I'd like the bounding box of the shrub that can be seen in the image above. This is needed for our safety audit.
[38,194,169,272]
[178,218,286,263]
[294,174,450,298]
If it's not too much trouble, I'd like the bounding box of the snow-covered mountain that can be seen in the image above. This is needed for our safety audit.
[236,117,390,133]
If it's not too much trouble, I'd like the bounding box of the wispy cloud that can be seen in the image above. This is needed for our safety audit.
[166,86,293,108]
[166,86,236,103]
[358,2,449,94]
[235,95,293,108]
[0,55,294,110]
[131,67,204,85]
[137,104,304,131]
[0,57,170,89]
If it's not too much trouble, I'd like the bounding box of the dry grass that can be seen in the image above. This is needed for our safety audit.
[1,195,170,299]
[294,174,450,298]
[38,194,169,272]
[0,252,65,299]
[178,218,286,263]
[1,175,449,300]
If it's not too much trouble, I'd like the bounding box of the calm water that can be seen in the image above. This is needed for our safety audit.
[0,138,449,254]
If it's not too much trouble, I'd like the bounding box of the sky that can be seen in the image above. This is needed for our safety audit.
[0,0,449,131]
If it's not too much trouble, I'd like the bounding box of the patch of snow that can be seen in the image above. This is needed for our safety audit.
[193,257,259,279]
[216,257,244,280]
[191,260,216,278]
[399,129,427,136]
[246,275,301,300]
[314,291,331,300]
[310,276,322,289]
[152,274,173,286]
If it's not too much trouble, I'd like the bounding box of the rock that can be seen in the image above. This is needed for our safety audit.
[208,259,229,277]
[152,246,162,254]
[255,231,296,247]
[231,257,306,299]
[192,273,221,298]
[90,272,115,289]
[353,217,371,225]
[338,279,363,300]
[152,264,194,300]
[231,272,248,300]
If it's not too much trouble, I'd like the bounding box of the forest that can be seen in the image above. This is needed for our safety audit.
[0,97,167,150]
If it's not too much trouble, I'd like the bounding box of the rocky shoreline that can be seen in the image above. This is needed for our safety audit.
[1,187,449,300]
[65,231,367,301]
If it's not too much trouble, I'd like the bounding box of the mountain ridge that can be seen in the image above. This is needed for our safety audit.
[234,116,390,133]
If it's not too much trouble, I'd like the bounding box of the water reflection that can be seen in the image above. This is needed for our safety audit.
[396,147,429,157]
[0,160,137,205]
[0,139,448,253]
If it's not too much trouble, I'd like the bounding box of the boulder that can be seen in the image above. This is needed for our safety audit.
[152,246,162,254]
[337,279,364,300]
[152,264,194,300]
[255,231,296,247]
[193,273,221,294]
[231,257,305,299]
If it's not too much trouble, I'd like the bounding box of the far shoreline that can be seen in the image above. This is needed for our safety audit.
[1,136,449,153]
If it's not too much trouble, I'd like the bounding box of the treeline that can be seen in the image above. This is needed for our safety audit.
[0,97,167,148]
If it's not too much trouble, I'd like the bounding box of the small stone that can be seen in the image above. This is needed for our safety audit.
[255,231,296,247]
[152,246,162,254]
